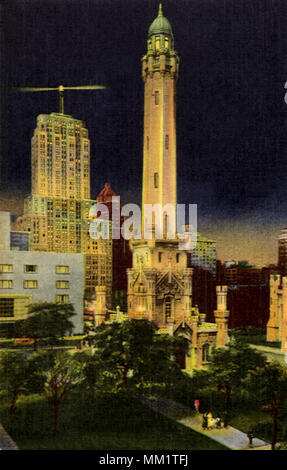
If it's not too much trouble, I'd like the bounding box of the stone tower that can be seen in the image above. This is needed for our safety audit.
[214,286,230,347]
[141,2,180,231]
[267,275,287,351]
[127,3,192,327]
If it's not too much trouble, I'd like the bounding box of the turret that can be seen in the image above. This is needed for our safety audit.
[214,286,230,347]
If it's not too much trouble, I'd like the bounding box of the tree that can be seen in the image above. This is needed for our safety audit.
[0,350,55,413]
[92,319,188,392]
[15,302,76,351]
[207,340,266,424]
[43,352,84,433]
[243,363,287,450]
[73,351,101,394]
[0,351,29,413]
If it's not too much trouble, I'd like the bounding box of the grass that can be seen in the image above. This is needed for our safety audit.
[0,392,227,450]
[229,406,272,442]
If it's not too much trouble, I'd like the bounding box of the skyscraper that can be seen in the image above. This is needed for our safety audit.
[31,113,90,200]
[16,112,112,306]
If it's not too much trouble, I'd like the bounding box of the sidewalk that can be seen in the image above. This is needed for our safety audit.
[139,395,270,451]
[0,424,18,450]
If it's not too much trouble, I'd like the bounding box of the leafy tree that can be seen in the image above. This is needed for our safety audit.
[207,340,266,424]
[92,319,188,392]
[73,351,101,394]
[15,302,76,351]
[243,363,287,450]
[43,352,84,433]
[0,351,56,413]
[0,351,29,413]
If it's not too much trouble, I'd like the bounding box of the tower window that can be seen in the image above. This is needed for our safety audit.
[176,253,180,263]
[154,172,159,188]
[165,134,169,149]
[165,296,172,321]
[155,36,160,50]
[165,37,169,49]
[158,252,162,262]
[154,91,159,105]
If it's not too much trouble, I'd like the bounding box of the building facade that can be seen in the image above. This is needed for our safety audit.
[0,212,85,335]
[15,112,112,305]
[188,233,216,276]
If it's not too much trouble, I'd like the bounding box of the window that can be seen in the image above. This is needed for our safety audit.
[155,36,160,50]
[176,253,180,263]
[154,90,159,105]
[0,298,14,317]
[56,265,69,274]
[0,264,13,273]
[202,343,210,362]
[0,280,13,289]
[154,172,159,188]
[24,265,38,273]
[165,134,169,149]
[24,280,38,289]
[56,295,69,304]
[165,296,172,321]
[158,252,162,262]
[164,36,169,49]
[56,280,69,289]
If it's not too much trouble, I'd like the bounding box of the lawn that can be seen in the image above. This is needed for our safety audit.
[0,392,227,450]
[229,406,272,442]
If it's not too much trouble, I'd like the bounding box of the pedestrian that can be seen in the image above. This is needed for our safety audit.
[207,410,213,429]
[247,426,254,448]
[202,413,207,430]
[194,398,200,413]
[215,415,222,429]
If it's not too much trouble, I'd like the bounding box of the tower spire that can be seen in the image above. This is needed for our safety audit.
[158,2,163,16]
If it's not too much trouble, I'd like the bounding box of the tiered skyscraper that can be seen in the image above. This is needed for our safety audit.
[16,112,112,305]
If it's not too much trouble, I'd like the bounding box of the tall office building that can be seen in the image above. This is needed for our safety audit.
[16,112,112,306]
[31,113,90,200]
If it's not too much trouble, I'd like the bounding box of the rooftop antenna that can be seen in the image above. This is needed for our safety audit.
[12,84,108,114]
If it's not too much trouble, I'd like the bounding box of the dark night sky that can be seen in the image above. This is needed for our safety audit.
[1,0,287,264]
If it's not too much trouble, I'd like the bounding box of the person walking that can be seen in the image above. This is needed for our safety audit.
[207,410,213,430]
[194,398,200,413]
[202,413,207,430]
[247,426,254,448]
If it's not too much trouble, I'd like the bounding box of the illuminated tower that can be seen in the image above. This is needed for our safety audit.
[141,3,179,230]
[128,4,192,326]
[31,113,90,200]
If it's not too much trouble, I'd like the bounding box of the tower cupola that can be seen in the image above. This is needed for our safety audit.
[147,3,174,52]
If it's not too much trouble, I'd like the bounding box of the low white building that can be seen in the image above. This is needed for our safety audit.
[0,212,84,335]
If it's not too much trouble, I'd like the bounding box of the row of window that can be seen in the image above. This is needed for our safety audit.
[0,295,70,317]
[0,280,69,289]
[0,265,70,274]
